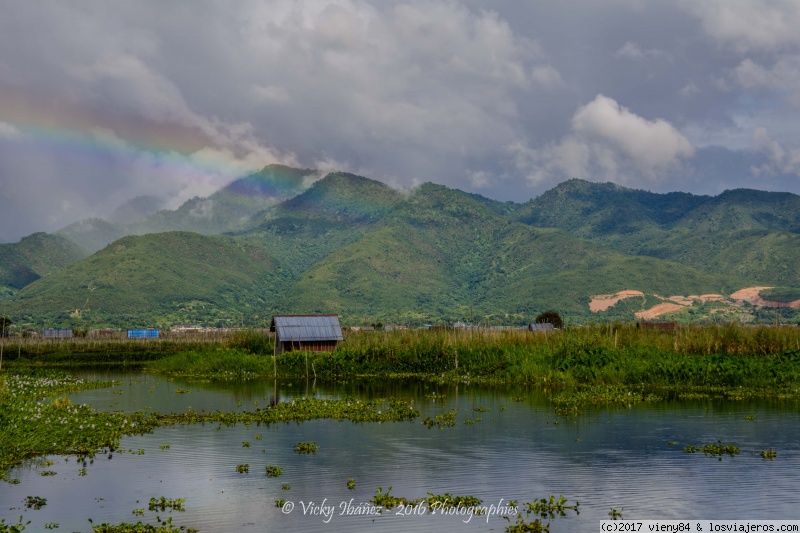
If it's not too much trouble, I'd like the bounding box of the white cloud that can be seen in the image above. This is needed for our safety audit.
[572,95,694,167]
[531,65,564,89]
[511,95,694,186]
[682,0,800,52]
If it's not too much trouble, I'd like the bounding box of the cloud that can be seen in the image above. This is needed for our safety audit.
[511,95,694,186]
[682,0,800,52]
[0,122,23,140]
[3,1,800,240]
[573,95,694,166]
[752,127,800,176]
[615,41,672,62]
[733,56,800,106]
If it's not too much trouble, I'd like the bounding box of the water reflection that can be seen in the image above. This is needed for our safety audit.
[1,371,798,532]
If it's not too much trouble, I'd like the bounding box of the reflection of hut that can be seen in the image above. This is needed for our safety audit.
[270,315,343,354]
[637,321,677,333]
[529,322,556,332]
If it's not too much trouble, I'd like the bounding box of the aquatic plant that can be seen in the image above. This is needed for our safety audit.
[148,497,185,512]
[422,410,456,429]
[265,465,283,477]
[235,464,249,473]
[503,514,550,533]
[524,495,579,519]
[282,483,291,490]
[24,496,46,510]
[347,478,355,490]
[609,508,624,520]
[760,449,777,460]
[683,441,740,458]
[89,518,197,532]
[370,487,417,510]
[0,517,30,533]
[424,493,483,512]
[275,499,285,507]
[293,442,319,454]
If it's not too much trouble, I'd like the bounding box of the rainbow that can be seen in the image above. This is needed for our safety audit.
[0,85,269,192]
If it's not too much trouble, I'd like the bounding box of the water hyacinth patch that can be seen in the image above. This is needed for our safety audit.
[293,442,319,454]
[1,370,419,474]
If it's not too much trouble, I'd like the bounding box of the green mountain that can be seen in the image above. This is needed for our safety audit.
[57,218,127,255]
[8,173,800,326]
[0,233,87,293]
[514,179,800,287]
[10,232,284,327]
[58,164,316,253]
[281,183,742,323]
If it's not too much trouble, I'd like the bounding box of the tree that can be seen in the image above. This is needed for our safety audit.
[535,310,563,329]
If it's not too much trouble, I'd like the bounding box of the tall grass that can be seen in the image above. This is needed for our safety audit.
[307,324,800,387]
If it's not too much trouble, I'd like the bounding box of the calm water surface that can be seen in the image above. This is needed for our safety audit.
[2,371,799,532]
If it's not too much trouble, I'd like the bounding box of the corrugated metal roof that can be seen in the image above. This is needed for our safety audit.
[272,315,344,342]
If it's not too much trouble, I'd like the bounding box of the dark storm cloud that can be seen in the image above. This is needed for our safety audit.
[1,0,799,241]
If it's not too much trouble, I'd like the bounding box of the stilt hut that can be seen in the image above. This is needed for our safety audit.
[270,314,343,354]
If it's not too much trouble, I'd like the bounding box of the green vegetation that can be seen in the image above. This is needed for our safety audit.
[89,519,196,533]
[503,496,579,533]
[0,232,86,292]
[293,441,319,454]
[148,497,185,512]
[24,496,46,510]
[0,369,418,475]
[760,287,800,303]
[683,441,740,457]
[7,172,800,327]
[265,465,283,477]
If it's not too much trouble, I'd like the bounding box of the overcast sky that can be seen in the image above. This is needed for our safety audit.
[2,0,800,242]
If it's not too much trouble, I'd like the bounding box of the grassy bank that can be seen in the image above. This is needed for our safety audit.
[132,325,800,394]
[7,325,800,389]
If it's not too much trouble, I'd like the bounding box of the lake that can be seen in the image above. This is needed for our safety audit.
[2,371,799,532]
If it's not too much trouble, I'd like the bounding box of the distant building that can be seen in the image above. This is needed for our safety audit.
[127,329,159,339]
[42,328,73,339]
[529,322,556,332]
[270,314,343,354]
